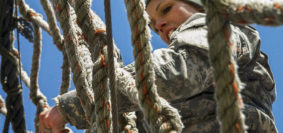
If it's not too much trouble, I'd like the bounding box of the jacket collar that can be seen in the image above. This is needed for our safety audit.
[169,13,208,50]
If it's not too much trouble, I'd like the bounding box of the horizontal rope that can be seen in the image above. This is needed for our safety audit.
[16,0,52,35]
[209,0,283,25]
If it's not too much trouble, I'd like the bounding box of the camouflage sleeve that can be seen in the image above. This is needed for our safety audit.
[53,43,140,129]
[55,75,139,129]
[54,90,89,129]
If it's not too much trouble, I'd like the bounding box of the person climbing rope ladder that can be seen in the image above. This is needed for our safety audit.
[39,0,278,132]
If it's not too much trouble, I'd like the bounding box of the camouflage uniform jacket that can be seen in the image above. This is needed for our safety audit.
[55,13,277,132]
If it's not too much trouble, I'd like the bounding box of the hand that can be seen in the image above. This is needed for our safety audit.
[39,106,68,133]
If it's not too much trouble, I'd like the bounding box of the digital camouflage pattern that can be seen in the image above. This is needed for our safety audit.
[55,13,277,132]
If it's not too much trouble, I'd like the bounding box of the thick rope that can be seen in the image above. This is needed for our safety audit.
[115,68,140,104]
[30,22,50,133]
[40,0,64,50]
[0,0,27,132]
[0,45,31,89]
[120,112,139,133]
[60,50,71,95]
[210,0,283,25]
[73,0,113,132]
[73,0,105,60]
[73,0,140,107]
[39,0,71,95]
[202,0,283,132]
[16,0,52,35]
[1,32,27,133]
[93,56,113,133]
[52,0,95,127]
[124,0,184,132]
[0,95,7,116]
[205,7,247,133]
[73,1,144,132]
[104,0,119,132]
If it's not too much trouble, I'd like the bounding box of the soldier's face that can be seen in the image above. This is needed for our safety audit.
[146,0,199,44]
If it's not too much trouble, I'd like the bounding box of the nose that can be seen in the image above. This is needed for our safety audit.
[155,19,167,33]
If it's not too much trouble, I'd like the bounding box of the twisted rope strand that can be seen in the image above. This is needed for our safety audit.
[73,0,113,132]
[124,0,184,132]
[60,50,71,95]
[1,0,27,131]
[74,0,106,59]
[30,22,50,133]
[0,95,7,116]
[1,37,27,133]
[0,45,31,89]
[73,1,145,132]
[40,0,64,50]
[30,23,46,108]
[104,0,119,132]
[52,0,95,126]
[211,0,283,25]
[92,48,113,133]
[16,0,52,35]
[116,68,140,104]
[40,0,72,95]
[120,112,139,133]
[204,1,247,133]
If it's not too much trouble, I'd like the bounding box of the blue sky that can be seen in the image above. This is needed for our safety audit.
[0,0,282,132]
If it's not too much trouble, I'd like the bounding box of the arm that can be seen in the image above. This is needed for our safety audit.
[40,13,216,131]
[39,66,140,130]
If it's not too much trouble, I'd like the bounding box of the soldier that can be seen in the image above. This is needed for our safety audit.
[39,0,278,132]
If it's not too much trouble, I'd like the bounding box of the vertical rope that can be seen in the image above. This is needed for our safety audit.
[30,22,49,133]
[52,0,95,126]
[40,0,64,50]
[39,0,71,95]
[104,0,119,132]
[0,0,27,132]
[73,0,141,109]
[202,0,283,132]
[73,0,112,132]
[0,95,7,116]
[15,0,24,100]
[124,0,184,132]
[93,51,113,133]
[0,46,31,89]
[60,50,71,95]
[206,10,246,133]
[73,0,146,131]
[73,0,105,60]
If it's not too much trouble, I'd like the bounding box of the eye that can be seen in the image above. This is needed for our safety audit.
[162,5,172,15]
